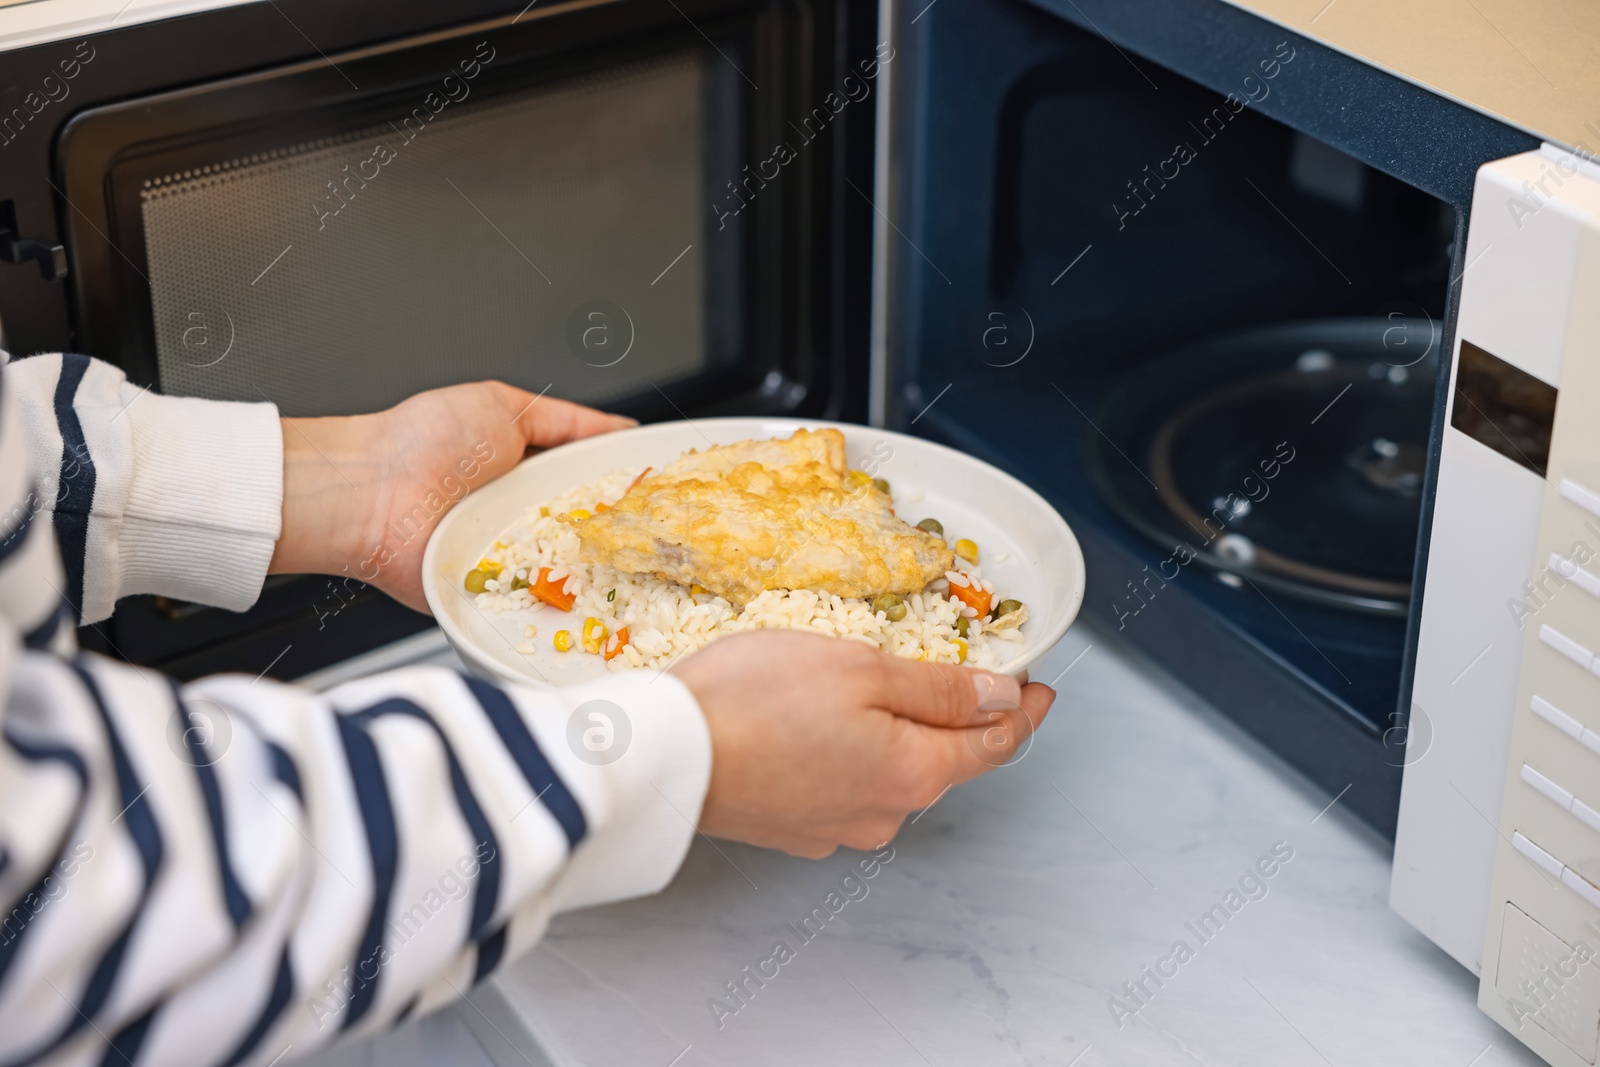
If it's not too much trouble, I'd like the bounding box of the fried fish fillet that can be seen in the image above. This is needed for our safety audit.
[570,428,953,605]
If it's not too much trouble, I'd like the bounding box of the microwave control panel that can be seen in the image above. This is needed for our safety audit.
[1478,148,1600,1066]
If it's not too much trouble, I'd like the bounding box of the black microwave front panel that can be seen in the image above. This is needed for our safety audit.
[880,0,1538,836]
[0,0,879,677]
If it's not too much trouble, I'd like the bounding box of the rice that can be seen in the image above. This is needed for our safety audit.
[470,468,1028,671]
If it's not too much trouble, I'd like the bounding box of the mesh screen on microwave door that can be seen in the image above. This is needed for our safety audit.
[141,51,711,416]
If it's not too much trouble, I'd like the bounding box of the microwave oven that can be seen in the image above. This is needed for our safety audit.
[0,0,1594,1059]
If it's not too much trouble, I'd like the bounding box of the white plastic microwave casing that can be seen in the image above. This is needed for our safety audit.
[1392,146,1600,1066]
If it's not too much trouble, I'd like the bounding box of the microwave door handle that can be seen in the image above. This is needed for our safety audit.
[0,201,67,282]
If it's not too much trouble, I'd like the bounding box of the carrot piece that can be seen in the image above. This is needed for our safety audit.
[627,467,652,491]
[595,501,610,514]
[949,581,991,619]
[531,567,576,612]
[603,626,630,661]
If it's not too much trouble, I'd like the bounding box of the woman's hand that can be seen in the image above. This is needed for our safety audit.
[673,630,1056,858]
[269,381,634,611]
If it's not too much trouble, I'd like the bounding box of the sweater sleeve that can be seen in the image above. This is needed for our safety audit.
[0,365,716,1066]
[2,353,283,623]
[0,657,712,1067]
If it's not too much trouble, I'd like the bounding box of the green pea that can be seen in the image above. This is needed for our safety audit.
[917,517,944,536]
[464,568,490,594]
[511,574,530,591]
[607,588,617,602]
[872,593,906,621]
[994,599,1023,619]
[872,477,891,495]
[955,616,970,637]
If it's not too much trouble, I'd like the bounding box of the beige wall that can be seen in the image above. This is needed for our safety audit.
[1224,0,1600,156]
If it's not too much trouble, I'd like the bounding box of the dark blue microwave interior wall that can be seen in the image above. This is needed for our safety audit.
[888,0,1538,833]
[896,5,1463,376]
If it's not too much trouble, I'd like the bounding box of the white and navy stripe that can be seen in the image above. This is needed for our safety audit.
[0,353,712,1065]
[49,354,94,617]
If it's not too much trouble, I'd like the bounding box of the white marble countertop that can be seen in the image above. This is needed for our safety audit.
[423,625,1541,1067]
[292,624,1540,1067]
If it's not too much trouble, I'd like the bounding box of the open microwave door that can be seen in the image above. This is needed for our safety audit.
[52,0,876,421]
[2,0,878,677]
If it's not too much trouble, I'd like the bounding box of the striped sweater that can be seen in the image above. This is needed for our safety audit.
[0,353,712,1066]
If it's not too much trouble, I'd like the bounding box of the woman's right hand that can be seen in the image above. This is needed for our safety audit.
[672,630,1055,858]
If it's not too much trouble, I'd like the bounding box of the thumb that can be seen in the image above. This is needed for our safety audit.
[939,681,1055,784]
[867,653,1023,728]
[500,384,637,449]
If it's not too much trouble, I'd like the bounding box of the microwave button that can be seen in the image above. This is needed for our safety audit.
[1562,867,1600,911]
[1522,763,1576,810]
[1532,695,1586,740]
[1561,479,1600,521]
[1540,624,1595,670]
[1513,831,1567,880]
[1552,552,1600,600]
[1574,799,1600,836]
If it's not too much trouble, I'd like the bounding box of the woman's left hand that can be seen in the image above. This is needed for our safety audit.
[269,381,635,612]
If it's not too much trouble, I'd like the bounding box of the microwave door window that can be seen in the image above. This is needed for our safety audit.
[138,50,734,416]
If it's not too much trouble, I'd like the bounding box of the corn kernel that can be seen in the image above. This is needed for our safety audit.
[953,638,969,664]
[690,584,709,597]
[847,469,873,486]
[476,558,503,578]
[954,539,979,563]
[569,508,592,521]
[553,629,573,652]
[581,617,608,654]
[540,506,551,517]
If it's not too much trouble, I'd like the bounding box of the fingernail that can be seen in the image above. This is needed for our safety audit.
[611,413,640,427]
[971,671,1021,720]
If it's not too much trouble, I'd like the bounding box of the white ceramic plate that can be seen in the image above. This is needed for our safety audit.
[422,418,1085,688]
